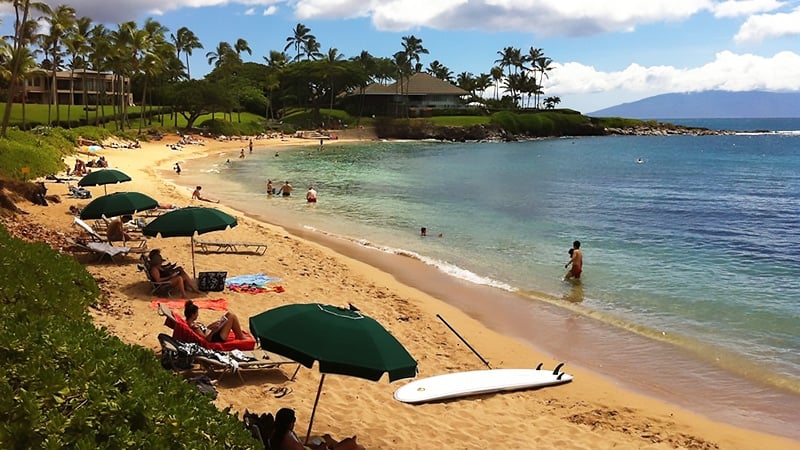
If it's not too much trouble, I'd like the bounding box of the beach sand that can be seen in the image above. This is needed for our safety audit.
[8,132,799,450]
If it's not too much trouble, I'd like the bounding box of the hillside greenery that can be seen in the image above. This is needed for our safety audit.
[0,226,259,449]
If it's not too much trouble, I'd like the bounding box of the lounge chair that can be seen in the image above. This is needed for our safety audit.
[139,254,174,296]
[158,333,297,383]
[158,302,256,351]
[193,237,268,256]
[73,217,148,253]
[64,237,133,263]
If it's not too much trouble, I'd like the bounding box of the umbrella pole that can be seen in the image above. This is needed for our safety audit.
[191,237,196,279]
[304,373,326,444]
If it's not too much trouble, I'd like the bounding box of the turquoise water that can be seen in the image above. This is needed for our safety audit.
[180,121,800,400]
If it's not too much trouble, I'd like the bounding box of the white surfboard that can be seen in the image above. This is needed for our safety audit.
[394,363,572,404]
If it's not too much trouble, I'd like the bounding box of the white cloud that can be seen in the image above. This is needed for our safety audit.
[245,7,256,15]
[291,0,712,35]
[734,6,800,42]
[547,51,800,96]
[20,1,282,23]
[711,0,785,18]
[263,5,278,15]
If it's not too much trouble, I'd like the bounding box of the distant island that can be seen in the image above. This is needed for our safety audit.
[590,91,800,119]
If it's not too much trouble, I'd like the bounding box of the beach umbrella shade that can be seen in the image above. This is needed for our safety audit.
[77,169,132,195]
[142,207,237,277]
[249,303,417,442]
[79,191,158,221]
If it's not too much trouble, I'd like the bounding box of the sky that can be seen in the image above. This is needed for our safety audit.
[2,0,800,113]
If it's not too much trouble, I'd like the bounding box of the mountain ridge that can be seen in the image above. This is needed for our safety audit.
[589,91,800,119]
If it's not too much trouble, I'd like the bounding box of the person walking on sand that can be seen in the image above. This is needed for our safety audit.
[276,181,293,197]
[564,240,583,280]
[306,186,317,203]
[174,162,181,175]
[192,186,220,203]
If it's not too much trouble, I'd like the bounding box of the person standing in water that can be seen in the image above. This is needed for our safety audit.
[564,240,583,280]
[306,186,317,203]
[276,181,293,197]
[267,179,274,195]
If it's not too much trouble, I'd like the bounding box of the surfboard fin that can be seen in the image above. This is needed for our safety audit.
[557,372,566,380]
[535,362,543,370]
[552,362,565,375]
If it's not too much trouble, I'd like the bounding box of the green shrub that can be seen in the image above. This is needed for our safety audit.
[0,226,260,449]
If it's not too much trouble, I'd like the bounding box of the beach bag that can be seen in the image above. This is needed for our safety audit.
[158,333,193,371]
[198,271,227,292]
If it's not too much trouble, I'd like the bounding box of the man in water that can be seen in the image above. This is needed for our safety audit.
[306,186,317,203]
[276,181,293,197]
[564,240,583,280]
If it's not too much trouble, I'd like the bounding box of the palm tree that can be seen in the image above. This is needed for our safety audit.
[3,46,45,130]
[495,47,524,106]
[426,60,452,82]
[171,26,202,78]
[41,3,76,125]
[262,50,287,119]
[489,66,503,100]
[544,96,561,109]
[533,56,554,109]
[303,36,323,61]
[401,35,428,73]
[234,38,251,58]
[206,41,234,69]
[284,23,313,62]
[88,24,110,126]
[322,47,345,113]
[392,50,412,117]
[1,0,47,137]
[64,16,93,126]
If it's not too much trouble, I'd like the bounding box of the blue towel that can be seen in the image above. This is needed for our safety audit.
[225,273,281,287]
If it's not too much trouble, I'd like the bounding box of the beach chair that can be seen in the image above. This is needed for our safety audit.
[73,217,148,254]
[63,237,133,263]
[139,254,174,296]
[158,302,257,352]
[193,237,268,256]
[157,329,298,383]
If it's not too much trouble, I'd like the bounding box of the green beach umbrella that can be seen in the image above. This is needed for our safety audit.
[142,207,237,277]
[77,169,132,195]
[79,191,158,221]
[249,303,417,442]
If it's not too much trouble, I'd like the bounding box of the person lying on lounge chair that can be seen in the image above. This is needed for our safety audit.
[149,249,200,297]
[184,300,246,343]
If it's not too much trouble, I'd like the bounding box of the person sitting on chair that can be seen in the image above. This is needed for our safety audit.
[270,408,363,450]
[148,249,200,298]
[184,300,246,343]
[106,215,133,242]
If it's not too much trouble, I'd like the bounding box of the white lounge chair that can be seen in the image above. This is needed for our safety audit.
[193,237,268,256]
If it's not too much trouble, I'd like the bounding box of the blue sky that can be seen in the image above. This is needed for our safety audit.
[4,0,800,112]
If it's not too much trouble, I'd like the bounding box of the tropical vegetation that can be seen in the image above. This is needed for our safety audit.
[0,1,562,136]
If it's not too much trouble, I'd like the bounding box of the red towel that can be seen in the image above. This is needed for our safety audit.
[149,298,228,311]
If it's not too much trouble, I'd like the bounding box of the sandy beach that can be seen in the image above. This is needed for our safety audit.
[8,132,798,450]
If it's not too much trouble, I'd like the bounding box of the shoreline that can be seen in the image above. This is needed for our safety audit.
[28,134,799,449]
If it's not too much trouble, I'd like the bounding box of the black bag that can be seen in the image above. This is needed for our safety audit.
[198,271,227,292]
[158,333,193,370]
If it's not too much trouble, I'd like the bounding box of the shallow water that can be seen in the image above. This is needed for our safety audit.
[172,119,800,438]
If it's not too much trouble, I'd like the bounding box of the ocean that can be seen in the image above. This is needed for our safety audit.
[174,118,800,438]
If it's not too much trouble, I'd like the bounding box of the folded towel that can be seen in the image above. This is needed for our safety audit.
[225,273,281,287]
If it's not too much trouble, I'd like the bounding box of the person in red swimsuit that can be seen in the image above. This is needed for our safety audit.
[564,240,583,280]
